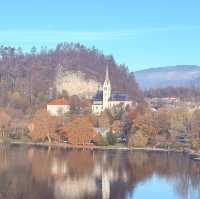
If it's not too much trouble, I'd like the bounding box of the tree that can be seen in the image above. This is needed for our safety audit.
[169,107,191,143]
[29,109,56,143]
[190,109,200,140]
[157,108,172,135]
[69,95,81,113]
[170,108,190,133]
[61,116,100,145]
[106,132,117,145]
[128,130,148,147]
[100,132,117,146]
[0,109,11,137]
[134,110,158,137]
[9,91,27,110]
[30,46,37,55]
[110,104,125,120]
[98,110,113,129]
[111,120,122,134]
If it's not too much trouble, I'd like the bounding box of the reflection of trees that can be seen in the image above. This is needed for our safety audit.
[0,146,54,199]
[0,146,200,199]
[0,144,9,172]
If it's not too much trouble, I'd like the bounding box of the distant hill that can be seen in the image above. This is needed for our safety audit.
[135,65,200,90]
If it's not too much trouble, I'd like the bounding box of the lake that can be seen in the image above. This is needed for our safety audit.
[0,144,199,199]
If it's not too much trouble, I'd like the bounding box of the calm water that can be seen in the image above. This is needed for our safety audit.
[0,145,200,199]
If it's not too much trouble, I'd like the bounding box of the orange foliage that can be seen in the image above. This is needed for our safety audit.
[98,110,113,128]
[0,108,11,136]
[29,109,57,142]
[190,109,200,140]
[112,120,122,134]
[128,131,148,147]
[157,108,172,134]
[134,111,158,136]
[62,116,99,145]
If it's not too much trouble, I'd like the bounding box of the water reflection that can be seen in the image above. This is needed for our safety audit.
[0,144,200,199]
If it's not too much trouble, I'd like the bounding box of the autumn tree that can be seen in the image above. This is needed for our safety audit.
[0,108,11,137]
[133,110,158,137]
[111,120,122,134]
[128,130,148,147]
[189,109,200,149]
[170,108,191,133]
[156,108,172,135]
[169,107,191,144]
[98,110,113,129]
[110,104,125,120]
[61,115,100,145]
[29,109,57,143]
[69,95,81,113]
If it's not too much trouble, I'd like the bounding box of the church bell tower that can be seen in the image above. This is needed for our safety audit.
[103,65,111,109]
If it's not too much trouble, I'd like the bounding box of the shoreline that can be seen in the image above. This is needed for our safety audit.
[1,140,199,161]
[0,139,192,151]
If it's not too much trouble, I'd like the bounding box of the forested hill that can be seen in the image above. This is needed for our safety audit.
[135,65,200,90]
[0,43,141,108]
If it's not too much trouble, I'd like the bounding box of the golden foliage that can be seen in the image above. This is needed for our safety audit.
[98,110,113,129]
[62,115,99,145]
[134,110,157,136]
[190,109,200,140]
[128,130,148,147]
[29,109,56,142]
[111,120,122,134]
[0,108,11,136]
[157,108,172,134]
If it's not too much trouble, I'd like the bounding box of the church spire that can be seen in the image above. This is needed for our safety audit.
[105,64,110,81]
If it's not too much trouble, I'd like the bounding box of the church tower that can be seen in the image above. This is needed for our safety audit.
[103,65,111,109]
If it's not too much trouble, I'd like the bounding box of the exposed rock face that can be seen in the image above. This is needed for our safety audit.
[55,68,100,98]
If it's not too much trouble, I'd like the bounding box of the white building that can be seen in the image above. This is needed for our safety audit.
[92,66,132,115]
[47,98,70,116]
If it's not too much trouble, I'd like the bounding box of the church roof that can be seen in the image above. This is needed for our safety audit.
[93,90,130,102]
[93,90,103,101]
[110,91,129,101]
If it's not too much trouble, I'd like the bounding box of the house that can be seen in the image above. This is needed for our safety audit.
[47,98,70,116]
[92,66,132,115]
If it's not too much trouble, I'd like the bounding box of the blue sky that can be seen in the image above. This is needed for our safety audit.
[1,0,200,71]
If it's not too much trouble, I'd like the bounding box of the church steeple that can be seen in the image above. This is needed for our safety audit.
[105,64,110,81]
[103,65,111,109]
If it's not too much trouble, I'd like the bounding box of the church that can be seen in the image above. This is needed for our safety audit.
[92,66,132,115]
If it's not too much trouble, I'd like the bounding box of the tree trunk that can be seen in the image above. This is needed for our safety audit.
[47,135,51,143]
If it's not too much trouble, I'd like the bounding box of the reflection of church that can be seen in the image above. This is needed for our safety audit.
[92,66,132,115]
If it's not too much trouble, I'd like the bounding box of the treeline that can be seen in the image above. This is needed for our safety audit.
[144,86,200,101]
[0,43,141,112]
[1,100,200,150]
[126,104,200,149]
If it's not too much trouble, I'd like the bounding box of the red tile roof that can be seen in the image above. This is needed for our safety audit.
[47,98,69,106]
